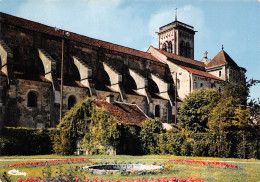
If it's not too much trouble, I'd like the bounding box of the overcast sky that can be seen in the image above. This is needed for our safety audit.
[0,0,259,100]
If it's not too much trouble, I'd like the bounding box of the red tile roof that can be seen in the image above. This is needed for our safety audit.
[206,50,239,68]
[39,75,51,83]
[0,71,6,76]
[0,12,161,64]
[93,100,148,126]
[178,65,223,81]
[75,81,87,88]
[155,48,205,68]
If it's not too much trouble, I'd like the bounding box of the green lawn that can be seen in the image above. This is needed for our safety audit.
[0,155,259,182]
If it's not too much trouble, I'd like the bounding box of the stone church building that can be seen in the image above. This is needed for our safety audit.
[0,12,246,129]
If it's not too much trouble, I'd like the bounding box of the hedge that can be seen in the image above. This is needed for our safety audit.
[0,127,259,159]
[157,131,260,159]
[0,127,57,155]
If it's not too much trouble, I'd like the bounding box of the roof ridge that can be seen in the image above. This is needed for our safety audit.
[0,12,161,63]
[178,65,222,81]
[155,47,205,68]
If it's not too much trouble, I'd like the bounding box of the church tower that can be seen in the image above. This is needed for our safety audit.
[157,11,196,59]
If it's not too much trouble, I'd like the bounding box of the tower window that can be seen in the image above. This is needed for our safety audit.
[180,41,186,57]
[68,95,76,109]
[186,42,191,58]
[162,43,167,52]
[27,91,37,107]
[155,105,160,117]
[219,71,222,77]
[168,41,172,53]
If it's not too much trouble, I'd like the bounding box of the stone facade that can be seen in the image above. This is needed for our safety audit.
[0,13,246,129]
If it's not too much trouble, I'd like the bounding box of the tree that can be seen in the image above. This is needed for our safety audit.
[53,99,93,155]
[53,98,123,155]
[208,78,259,134]
[248,98,260,125]
[139,118,164,154]
[232,105,250,129]
[222,78,260,106]
[178,88,221,132]
[80,107,121,154]
[208,97,236,134]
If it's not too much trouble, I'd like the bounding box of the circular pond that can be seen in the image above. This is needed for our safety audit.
[83,164,163,175]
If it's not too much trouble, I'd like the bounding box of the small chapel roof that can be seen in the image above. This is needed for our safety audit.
[93,100,148,126]
[206,49,239,69]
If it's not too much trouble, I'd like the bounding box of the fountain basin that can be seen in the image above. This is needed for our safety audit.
[83,164,163,175]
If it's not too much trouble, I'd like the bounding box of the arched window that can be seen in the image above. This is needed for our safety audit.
[162,43,167,52]
[200,83,203,88]
[180,41,186,57]
[168,41,172,53]
[155,105,160,117]
[68,95,76,109]
[186,42,191,58]
[27,91,37,107]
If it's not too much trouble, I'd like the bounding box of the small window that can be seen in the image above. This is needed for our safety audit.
[200,83,203,88]
[177,79,180,90]
[194,81,197,89]
[155,105,160,117]
[27,91,37,107]
[219,71,222,77]
[68,95,76,109]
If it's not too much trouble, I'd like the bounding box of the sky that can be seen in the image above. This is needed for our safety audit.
[0,0,259,100]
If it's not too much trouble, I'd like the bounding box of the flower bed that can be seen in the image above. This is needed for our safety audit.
[17,176,205,182]
[6,158,89,168]
[168,159,238,168]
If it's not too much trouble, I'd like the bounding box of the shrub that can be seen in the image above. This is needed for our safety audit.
[139,119,164,154]
[156,131,259,159]
[0,127,55,155]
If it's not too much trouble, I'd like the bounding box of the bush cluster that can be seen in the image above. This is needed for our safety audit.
[155,131,260,159]
[0,125,259,159]
[0,127,56,155]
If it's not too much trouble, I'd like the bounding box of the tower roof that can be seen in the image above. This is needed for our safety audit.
[158,20,195,35]
[206,50,239,68]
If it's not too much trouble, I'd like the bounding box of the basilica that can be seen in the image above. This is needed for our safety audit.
[0,12,246,129]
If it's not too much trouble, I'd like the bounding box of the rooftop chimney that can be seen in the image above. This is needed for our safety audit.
[106,95,115,104]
